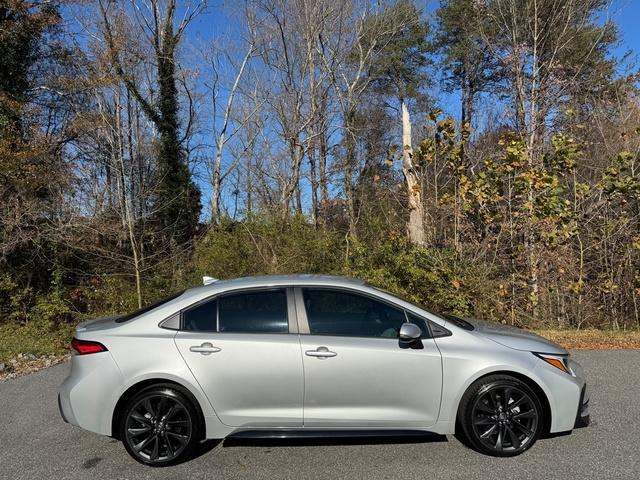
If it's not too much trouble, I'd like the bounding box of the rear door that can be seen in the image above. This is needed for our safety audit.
[297,287,443,427]
[174,287,304,427]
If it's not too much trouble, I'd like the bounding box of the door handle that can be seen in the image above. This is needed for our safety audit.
[189,342,221,355]
[305,346,337,359]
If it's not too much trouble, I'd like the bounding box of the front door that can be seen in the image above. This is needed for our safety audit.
[297,287,443,427]
[174,287,303,427]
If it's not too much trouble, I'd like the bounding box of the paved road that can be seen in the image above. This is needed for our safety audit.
[1,351,639,480]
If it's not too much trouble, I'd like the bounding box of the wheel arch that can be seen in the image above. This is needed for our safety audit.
[110,378,206,440]
[455,370,552,436]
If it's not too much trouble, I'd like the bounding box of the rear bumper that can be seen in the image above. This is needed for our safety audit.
[58,393,69,424]
[574,384,590,428]
[58,351,123,435]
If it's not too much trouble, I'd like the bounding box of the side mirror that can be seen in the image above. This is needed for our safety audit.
[399,322,422,342]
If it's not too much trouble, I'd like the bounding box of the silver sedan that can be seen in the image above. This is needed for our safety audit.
[59,275,589,466]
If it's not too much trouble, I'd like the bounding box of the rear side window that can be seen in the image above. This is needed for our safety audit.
[182,289,288,333]
[183,298,217,331]
[219,289,288,333]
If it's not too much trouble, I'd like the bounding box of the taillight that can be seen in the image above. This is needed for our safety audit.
[71,337,108,355]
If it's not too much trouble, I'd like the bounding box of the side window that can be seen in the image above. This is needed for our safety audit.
[182,289,289,333]
[303,288,406,338]
[407,312,452,339]
[406,313,430,338]
[183,298,217,332]
[218,289,288,333]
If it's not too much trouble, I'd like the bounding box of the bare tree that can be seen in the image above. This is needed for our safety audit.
[97,0,205,244]
[207,5,261,223]
[250,0,317,218]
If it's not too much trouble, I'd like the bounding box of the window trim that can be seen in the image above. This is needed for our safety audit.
[405,311,452,339]
[179,286,295,334]
[295,286,415,340]
[159,312,181,331]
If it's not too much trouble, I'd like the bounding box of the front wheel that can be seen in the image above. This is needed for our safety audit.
[120,385,201,466]
[457,375,544,457]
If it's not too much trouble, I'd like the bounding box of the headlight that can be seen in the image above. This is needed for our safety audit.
[533,352,574,375]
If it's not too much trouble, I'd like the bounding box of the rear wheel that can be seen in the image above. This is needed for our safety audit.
[458,375,544,457]
[120,386,201,466]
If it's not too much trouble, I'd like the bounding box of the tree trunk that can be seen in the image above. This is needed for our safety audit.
[401,99,425,245]
[211,140,223,223]
[460,68,474,166]
[116,89,143,309]
[344,108,357,240]
[318,100,329,219]
[280,141,303,218]
[308,138,319,226]
[245,154,253,217]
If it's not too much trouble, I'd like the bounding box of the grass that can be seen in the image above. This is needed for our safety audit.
[0,322,74,363]
[535,328,640,350]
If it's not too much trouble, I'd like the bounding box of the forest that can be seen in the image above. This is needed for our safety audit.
[1,0,639,360]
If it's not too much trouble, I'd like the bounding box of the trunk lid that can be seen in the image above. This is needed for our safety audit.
[76,315,123,333]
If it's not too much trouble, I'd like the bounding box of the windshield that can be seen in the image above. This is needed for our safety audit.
[440,313,475,331]
[370,286,474,330]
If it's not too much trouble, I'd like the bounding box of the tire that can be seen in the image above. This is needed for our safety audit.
[119,385,202,466]
[457,374,544,457]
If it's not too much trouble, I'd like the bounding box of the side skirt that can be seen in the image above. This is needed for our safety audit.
[227,429,444,440]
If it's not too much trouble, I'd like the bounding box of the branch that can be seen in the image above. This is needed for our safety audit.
[98,0,162,127]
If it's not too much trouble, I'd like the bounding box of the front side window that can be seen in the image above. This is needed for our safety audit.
[182,289,289,333]
[407,313,430,338]
[302,288,406,338]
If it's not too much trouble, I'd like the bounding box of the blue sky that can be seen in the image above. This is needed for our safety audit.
[168,1,640,218]
[610,0,640,61]
[189,0,640,127]
[191,0,640,63]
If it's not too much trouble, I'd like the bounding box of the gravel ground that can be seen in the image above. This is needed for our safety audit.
[0,350,638,480]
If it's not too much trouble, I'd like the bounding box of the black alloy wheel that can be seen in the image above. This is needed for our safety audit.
[121,386,200,466]
[458,375,544,456]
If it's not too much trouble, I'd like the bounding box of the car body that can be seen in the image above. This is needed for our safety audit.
[59,275,589,465]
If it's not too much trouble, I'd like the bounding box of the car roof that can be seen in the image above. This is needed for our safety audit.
[189,274,365,293]
[174,274,366,306]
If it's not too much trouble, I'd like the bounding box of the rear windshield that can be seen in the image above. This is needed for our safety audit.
[115,290,185,323]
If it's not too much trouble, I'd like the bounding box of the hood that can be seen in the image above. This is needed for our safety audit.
[466,319,568,355]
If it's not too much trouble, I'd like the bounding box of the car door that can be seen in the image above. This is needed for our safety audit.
[174,287,304,427]
[297,287,443,427]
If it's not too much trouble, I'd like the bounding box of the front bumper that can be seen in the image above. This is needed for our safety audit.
[574,384,590,428]
[533,355,588,433]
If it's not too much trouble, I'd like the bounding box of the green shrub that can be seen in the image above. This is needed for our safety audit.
[0,321,74,362]
[347,238,499,319]
[29,292,73,329]
[192,216,343,281]
[0,273,33,323]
